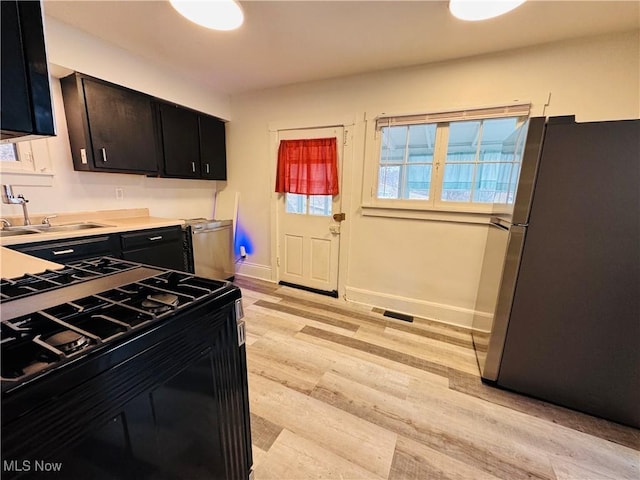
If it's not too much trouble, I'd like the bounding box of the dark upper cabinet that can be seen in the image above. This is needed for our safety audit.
[60,73,159,174]
[157,103,201,178]
[1,0,55,141]
[199,114,227,180]
[157,102,227,180]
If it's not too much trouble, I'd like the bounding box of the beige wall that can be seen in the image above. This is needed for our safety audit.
[215,30,640,327]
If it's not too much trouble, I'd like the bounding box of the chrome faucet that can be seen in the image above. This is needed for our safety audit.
[2,185,31,225]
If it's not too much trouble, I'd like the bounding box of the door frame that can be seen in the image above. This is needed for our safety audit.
[268,115,356,299]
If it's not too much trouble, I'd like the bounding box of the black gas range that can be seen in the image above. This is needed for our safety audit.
[0,257,253,479]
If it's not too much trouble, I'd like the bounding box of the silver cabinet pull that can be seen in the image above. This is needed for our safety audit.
[100,148,107,162]
[191,162,196,172]
[205,163,210,174]
[148,236,163,241]
[53,249,74,255]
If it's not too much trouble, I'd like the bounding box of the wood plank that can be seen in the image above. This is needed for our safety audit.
[254,429,386,480]
[248,373,397,478]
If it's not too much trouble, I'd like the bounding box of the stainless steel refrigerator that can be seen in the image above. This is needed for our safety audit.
[472,116,639,428]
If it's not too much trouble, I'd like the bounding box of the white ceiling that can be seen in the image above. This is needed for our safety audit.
[44,1,640,96]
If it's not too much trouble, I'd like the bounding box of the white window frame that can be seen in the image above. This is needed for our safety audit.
[0,139,54,186]
[361,103,531,221]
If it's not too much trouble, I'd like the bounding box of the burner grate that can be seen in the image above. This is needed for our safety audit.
[1,257,230,385]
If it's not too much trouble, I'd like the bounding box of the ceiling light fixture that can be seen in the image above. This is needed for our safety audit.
[449,0,526,21]
[169,0,244,31]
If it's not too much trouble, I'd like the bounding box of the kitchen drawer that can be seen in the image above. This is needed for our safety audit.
[9,234,120,262]
[120,226,182,250]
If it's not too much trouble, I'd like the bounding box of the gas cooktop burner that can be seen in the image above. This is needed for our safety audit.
[45,330,91,355]
[141,293,180,313]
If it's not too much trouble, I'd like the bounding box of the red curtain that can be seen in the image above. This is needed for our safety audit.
[275,138,338,195]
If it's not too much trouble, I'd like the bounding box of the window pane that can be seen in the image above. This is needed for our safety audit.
[285,193,307,214]
[473,163,512,203]
[405,164,431,199]
[0,144,18,162]
[479,117,519,162]
[378,165,401,199]
[308,195,332,216]
[407,124,435,163]
[441,163,474,202]
[446,121,480,163]
[380,126,407,164]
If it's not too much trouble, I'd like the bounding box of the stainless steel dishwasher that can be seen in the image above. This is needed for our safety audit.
[182,219,234,280]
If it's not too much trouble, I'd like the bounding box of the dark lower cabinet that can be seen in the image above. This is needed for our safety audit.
[9,234,120,263]
[120,226,185,271]
[7,226,185,270]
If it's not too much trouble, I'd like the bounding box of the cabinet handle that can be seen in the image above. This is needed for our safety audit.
[191,162,196,172]
[100,148,107,162]
[205,163,210,174]
[53,249,74,255]
[148,236,163,241]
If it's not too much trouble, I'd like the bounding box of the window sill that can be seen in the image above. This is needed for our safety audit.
[0,169,54,187]
[361,202,511,224]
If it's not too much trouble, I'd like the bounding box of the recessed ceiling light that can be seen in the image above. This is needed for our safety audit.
[449,0,527,21]
[169,0,244,31]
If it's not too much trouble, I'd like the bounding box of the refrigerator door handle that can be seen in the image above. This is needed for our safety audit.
[481,225,528,381]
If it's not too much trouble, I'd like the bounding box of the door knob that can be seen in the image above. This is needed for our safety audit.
[333,213,346,222]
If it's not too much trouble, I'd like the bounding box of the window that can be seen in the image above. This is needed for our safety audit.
[0,143,19,162]
[0,139,54,186]
[366,104,530,214]
[286,193,332,216]
[441,117,527,204]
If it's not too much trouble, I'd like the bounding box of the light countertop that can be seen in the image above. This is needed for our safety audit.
[1,248,63,278]
[0,208,184,279]
[0,208,184,247]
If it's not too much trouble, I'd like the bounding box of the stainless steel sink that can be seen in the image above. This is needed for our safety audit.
[35,223,108,233]
[0,229,39,237]
[1,222,110,236]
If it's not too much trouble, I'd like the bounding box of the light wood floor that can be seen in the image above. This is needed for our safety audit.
[234,277,639,480]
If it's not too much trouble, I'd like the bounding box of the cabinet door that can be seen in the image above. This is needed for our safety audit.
[199,115,227,180]
[120,226,184,270]
[83,78,158,173]
[0,1,31,137]
[158,104,200,178]
[122,243,185,270]
[10,235,119,263]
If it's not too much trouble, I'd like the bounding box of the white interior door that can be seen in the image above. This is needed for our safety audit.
[277,126,344,294]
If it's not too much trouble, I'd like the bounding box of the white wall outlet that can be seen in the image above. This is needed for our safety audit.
[115,188,124,200]
[240,246,247,258]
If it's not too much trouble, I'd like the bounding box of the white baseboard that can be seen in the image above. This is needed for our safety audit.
[345,286,491,331]
[234,261,273,282]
